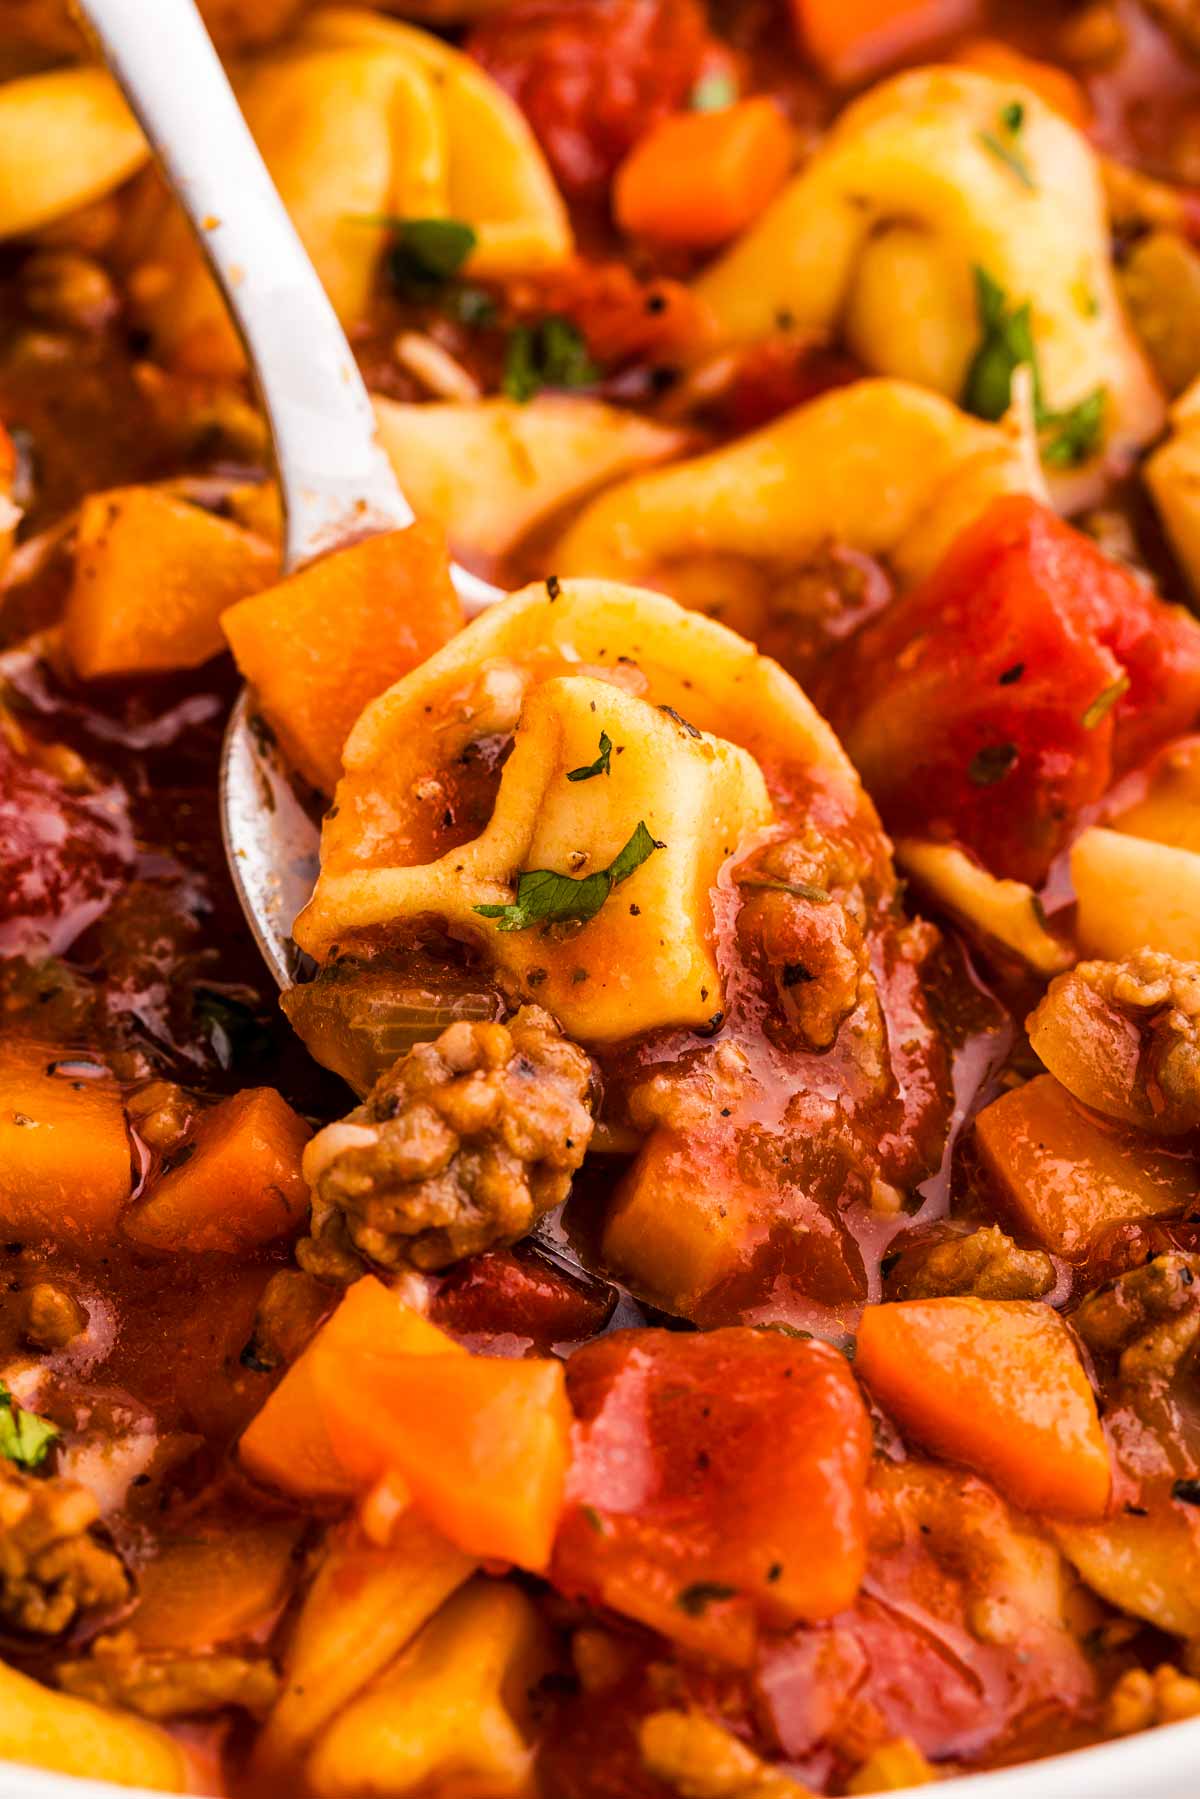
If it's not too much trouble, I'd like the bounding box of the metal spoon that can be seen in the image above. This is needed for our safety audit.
[69,2,622,1307]
[76,0,504,989]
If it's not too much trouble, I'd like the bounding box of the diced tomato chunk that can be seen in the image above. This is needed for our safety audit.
[467,0,711,201]
[552,1328,871,1665]
[430,1247,616,1353]
[820,497,1200,885]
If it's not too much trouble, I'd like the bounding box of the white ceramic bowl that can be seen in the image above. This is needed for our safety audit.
[1,1716,1198,1798]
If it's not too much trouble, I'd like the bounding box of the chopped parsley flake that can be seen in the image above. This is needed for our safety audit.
[0,1382,59,1472]
[502,316,599,403]
[1081,673,1131,730]
[978,101,1036,190]
[382,217,477,300]
[566,732,612,783]
[475,820,661,932]
[1173,1477,1200,1505]
[963,268,1039,422]
[963,267,1107,466]
[1041,387,1107,467]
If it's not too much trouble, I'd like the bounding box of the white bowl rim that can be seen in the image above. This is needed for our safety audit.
[1,1712,1198,1797]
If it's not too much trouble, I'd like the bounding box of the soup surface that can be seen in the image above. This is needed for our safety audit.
[4,2,1200,1794]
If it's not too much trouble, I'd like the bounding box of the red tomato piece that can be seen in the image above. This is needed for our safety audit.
[820,496,1200,885]
[506,258,707,368]
[467,0,710,202]
[552,1328,871,1665]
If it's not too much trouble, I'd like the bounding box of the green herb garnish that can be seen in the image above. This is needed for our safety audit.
[978,100,1036,190]
[963,267,1107,465]
[475,820,661,933]
[1173,1477,1200,1505]
[676,1581,738,1615]
[978,100,1035,189]
[0,1382,59,1472]
[968,743,1019,786]
[566,732,612,783]
[502,316,599,403]
[1081,672,1130,730]
[383,217,477,300]
[1041,387,1107,467]
[963,268,1039,422]
[690,71,737,112]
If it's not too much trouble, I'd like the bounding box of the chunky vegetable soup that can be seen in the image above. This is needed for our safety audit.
[5,0,1200,1793]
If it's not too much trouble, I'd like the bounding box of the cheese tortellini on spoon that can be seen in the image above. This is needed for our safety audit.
[294,581,863,1045]
[693,67,1164,483]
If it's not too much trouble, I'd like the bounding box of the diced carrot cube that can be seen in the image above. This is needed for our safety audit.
[64,486,277,679]
[222,522,462,795]
[0,1041,132,1249]
[314,1348,571,1573]
[123,1088,311,1254]
[614,98,794,249]
[239,1277,462,1503]
[857,1297,1111,1518]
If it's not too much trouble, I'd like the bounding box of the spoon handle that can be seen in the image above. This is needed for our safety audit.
[76,0,411,574]
[76,0,499,615]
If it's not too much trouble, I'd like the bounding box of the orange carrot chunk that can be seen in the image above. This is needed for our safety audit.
[239,1276,455,1503]
[791,0,974,84]
[239,1273,568,1570]
[614,97,793,249]
[0,1042,132,1250]
[64,486,277,679]
[314,1348,571,1573]
[857,1297,1111,1519]
[221,521,463,795]
[123,1088,311,1254]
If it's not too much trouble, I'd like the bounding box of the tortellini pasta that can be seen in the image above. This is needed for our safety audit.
[297,8,570,275]
[295,580,863,1044]
[693,67,1164,476]
[129,5,570,370]
[1070,745,1200,963]
[555,376,1045,599]
[0,65,148,240]
[372,395,688,567]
